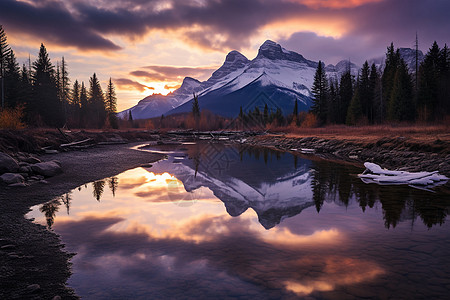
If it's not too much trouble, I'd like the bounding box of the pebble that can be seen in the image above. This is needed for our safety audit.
[1,244,16,250]
[26,284,41,293]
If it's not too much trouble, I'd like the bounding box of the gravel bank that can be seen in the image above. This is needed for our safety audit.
[0,143,164,299]
[246,134,450,177]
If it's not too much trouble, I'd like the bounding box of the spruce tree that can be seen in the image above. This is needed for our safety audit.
[105,78,118,129]
[32,43,63,126]
[327,78,339,124]
[70,80,80,127]
[192,92,200,120]
[263,103,269,125]
[4,50,21,108]
[60,57,70,124]
[20,63,33,113]
[369,63,382,123]
[79,82,88,127]
[417,41,440,121]
[359,61,372,122]
[0,25,11,109]
[310,61,328,124]
[346,77,363,125]
[88,73,106,128]
[381,43,400,121]
[338,69,354,124]
[388,58,414,122]
[438,44,450,116]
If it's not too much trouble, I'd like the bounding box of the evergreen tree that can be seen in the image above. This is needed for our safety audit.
[381,43,401,121]
[327,78,339,124]
[88,73,106,128]
[192,92,200,120]
[338,68,354,124]
[4,50,21,108]
[0,25,11,109]
[346,77,363,125]
[60,57,70,124]
[417,41,440,121]
[105,78,118,129]
[32,43,63,126]
[310,61,328,124]
[388,58,415,121]
[369,63,382,123]
[438,44,450,116]
[20,63,33,110]
[79,82,88,127]
[359,61,373,123]
[69,80,80,127]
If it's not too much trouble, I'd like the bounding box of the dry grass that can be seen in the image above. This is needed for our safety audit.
[279,124,450,144]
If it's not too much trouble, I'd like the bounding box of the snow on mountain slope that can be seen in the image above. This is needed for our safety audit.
[148,147,315,229]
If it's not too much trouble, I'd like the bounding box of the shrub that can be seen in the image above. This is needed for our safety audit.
[0,105,26,129]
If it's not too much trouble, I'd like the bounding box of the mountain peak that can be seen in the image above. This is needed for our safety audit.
[225,50,248,63]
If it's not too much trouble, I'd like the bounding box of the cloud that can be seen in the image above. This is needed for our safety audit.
[114,78,153,92]
[54,214,385,298]
[130,65,216,82]
[0,0,121,51]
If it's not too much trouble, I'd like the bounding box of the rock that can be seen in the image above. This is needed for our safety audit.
[52,296,62,300]
[44,149,59,154]
[8,182,27,188]
[23,156,41,164]
[26,284,41,293]
[30,161,63,177]
[0,152,20,174]
[19,166,31,173]
[1,244,16,250]
[0,173,24,184]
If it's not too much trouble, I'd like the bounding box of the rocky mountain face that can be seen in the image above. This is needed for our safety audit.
[119,41,423,119]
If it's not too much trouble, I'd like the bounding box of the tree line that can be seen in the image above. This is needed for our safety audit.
[0,25,118,129]
[310,41,450,125]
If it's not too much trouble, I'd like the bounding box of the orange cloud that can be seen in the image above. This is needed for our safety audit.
[114,78,154,92]
[290,0,384,9]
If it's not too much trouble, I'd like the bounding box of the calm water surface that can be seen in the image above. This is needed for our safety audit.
[27,143,450,299]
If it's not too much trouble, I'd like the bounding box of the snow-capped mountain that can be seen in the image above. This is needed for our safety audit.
[148,145,315,229]
[119,40,352,119]
[118,40,423,119]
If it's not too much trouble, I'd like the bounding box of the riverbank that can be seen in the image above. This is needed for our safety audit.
[246,132,450,176]
[0,143,164,299]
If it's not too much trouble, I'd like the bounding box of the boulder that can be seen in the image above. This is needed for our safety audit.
[0,173,24,184]
[30,161,62,177]
[0,152,19,174]
[23,156,41,164]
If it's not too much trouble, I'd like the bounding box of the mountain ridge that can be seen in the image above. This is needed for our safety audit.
[119,41,423,119]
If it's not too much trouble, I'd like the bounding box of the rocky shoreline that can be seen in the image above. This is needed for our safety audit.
[1,129,449,298]
[0,142,164,299]
[246,134,450,177]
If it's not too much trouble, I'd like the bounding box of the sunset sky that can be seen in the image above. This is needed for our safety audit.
[1,0,449,111]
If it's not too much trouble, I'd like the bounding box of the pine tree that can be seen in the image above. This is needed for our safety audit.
[88,73,106,128]
[327,78,339,124]
[69,80,80,127]
[192,92,200,120]
[79,82,88,127]
[4,50,21,108]
[369,63,382,123]
[20,63,33,112]
[105,78,118,129]
[388,58,415,122]
[438,44,450,116]
[32,43,63,126]
[417,41,440,121]
[381,43,400,121]
[60,57,70,125]
[338,69,354,124]
[0,25,11,109]
[359,61,372,123]
[346,77,363,125]
[310,61,328,124]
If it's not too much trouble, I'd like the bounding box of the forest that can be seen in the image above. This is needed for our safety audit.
[1,23,449,131]
[0,25,118,130]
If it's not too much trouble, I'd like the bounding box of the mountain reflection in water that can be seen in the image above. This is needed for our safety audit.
[28,143,450,299]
